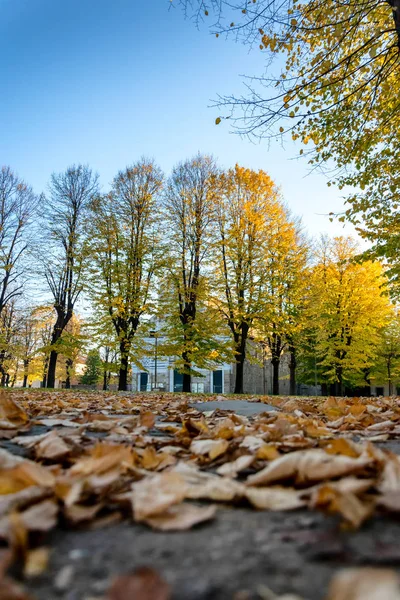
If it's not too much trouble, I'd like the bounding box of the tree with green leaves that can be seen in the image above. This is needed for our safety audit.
[81,349,102,386]
[88,159,163,391]
[162,154,220,392]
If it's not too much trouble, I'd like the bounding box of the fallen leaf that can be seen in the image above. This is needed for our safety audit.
[311,485,373,528]
[246,449,372,487]
[35,431,71,461]
[107,567,171,600]
[24,547,50,577]
[217,455,254,477]
[132,472,187,521]
[190,438,229,460]
[324,438,360,458]
[173,462,244,501]
[142,503,217,531]
[326,568,400,600]
[140,411,156,429]
[0,395,29,427]
[245,487,307,511]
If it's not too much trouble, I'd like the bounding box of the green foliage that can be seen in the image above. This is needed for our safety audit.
[81,350,102,385]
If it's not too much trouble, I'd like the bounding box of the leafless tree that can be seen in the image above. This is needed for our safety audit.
[0,166,38,317]
[43,165,99,388]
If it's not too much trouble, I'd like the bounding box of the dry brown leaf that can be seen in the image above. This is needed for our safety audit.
[173,462,245,501]
[326,568,400,600]
[140,411,156,429]
[107,566,171,600]
[0,461,55,494]
[216,455,254,477]
[19,499,58,532]
[378,454,400,493]
[0,394,29,427]
[245,487,307,511]
[132,472,188,521]
[311,485,373,528]
[246,449,372,487]
[142,503,217,531]
[0,486,52,519]
[256,445,280,461]
[65,503,103,523]
[324,438,360,458]
[70,443,135,476]
[35,431,71,460]
[24,547,50,577]
[190,438,229,460]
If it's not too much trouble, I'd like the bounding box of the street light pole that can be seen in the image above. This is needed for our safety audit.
[150,330,158,390]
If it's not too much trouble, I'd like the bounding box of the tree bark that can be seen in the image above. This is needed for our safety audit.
[233,323,249,394]
[102,369,108,391]
[23,359,29,387]
[47,350,58,388]
[118,353,129,391]
[65,357,73,389]
[272,357,280,395]
[234,356,245,394]
[182,372,191,393]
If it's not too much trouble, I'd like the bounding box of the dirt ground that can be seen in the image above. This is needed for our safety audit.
[23,494,400,599]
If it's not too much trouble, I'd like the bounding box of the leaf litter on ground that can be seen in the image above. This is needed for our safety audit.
[2,390,400,596]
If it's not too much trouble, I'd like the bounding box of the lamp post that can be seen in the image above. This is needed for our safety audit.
[149,330,158,390]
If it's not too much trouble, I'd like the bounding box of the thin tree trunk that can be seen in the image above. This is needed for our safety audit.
[23,359,29,387]
[233,324,249,395]
[102,369,108,391]
[65,357,73,389]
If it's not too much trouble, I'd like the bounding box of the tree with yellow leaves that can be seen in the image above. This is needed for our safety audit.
[178,1,400,280]
[302,236,393,395]
[212,165,300,394]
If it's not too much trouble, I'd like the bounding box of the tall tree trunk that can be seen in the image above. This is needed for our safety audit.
[234,355,245,394]
[118,355,129,391]
[65,357,73,389]
[47,350,58,388]
[102,369,108,391]
[23,359,29,387]
[118,338,131,391]
[289,347,296,395]
[336,365,344,396]
[182,372,191,393]
[272,358,280,395]
[233,323,249,394]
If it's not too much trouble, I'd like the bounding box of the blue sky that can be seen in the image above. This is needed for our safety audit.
[0,0,357,239]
